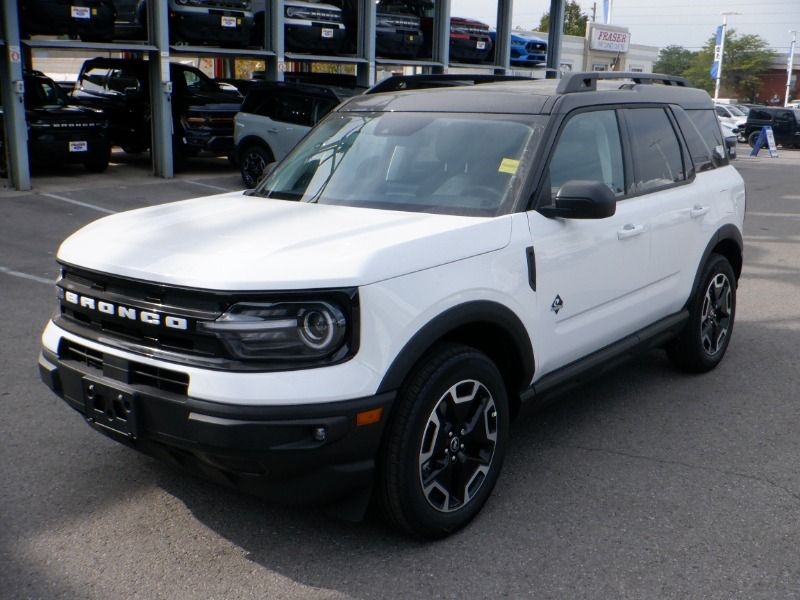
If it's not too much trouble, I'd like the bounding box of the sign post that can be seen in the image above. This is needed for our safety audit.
[749,126,779,158]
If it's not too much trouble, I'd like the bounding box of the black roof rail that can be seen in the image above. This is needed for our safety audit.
[556,71,691,94]
[366,74,533,95]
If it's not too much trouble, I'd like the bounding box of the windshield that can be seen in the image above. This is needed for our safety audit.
[253,111,543,217]
[726,105,745,117]
[25,78,69,109]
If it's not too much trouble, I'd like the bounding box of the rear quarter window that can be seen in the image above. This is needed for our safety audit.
[678,108,728,172]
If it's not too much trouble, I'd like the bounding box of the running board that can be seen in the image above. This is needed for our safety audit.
[521,310,689,406]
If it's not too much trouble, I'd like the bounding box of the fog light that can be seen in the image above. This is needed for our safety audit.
[312,427,327,442]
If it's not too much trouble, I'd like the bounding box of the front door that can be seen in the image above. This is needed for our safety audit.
[527,108,653,375]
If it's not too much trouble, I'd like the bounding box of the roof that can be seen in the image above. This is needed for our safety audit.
[340,72,714,115]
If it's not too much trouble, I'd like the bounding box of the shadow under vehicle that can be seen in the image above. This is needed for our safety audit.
[1,71,110,177]
[71,58,242,163]
[20,0,116,42]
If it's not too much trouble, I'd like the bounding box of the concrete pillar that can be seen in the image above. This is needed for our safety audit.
[494,0,513,74]
[433,0,451,74]
[266,0,284,81]
[148,0,173,177]
[1,0,32,190]
[546,0,564,78]
[356,0,376,87]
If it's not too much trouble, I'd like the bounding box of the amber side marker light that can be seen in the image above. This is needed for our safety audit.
[356,407,383,427]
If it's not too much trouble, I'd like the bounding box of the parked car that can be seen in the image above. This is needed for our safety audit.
[502,31,547,67]
[714,103,746,130]
[40,72,744,538]
[234,81,355,186]
[113,0,254,45]
[447,17,494,63]
[743,106,800,148]
[331,0,423,58]
[71,58,241,162]
[20,0,116,42]
[0,71,110,177]
[252,0,346,53]
[718,120,739,159]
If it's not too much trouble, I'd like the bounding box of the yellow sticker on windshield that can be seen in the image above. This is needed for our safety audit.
[498,158,520,175]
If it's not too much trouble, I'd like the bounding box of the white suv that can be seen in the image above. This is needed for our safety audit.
[39,72,745,539]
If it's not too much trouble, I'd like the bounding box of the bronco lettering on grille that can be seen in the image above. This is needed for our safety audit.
[63,290,188,330]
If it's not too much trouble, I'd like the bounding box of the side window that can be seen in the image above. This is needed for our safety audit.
[775,111,792,123]
[312,98,338,124]
[679,108,728,172]
[275,95,313,126]
[624,108,686,193]
[547,110,625,200]
[749,109,771,121]
[79,66,111,93]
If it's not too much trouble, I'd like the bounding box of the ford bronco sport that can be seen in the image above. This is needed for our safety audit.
[39,72,745,538]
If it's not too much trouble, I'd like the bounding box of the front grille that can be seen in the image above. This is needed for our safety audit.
[204,0,249,9]
[525,41,545,52]
[57,265,227,359]
[59,338,190,396]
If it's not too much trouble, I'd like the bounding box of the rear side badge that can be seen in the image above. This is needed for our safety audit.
[551,295,564,314]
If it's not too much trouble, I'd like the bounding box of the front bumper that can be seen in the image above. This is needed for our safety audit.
[376,29,423,59]
[23,1,115,39]
[449,35,493,63]
[170,9,254,46]
[39,345,394,505]
[182,126,235,155]
[29,133,109,164]
[285,23,346,53]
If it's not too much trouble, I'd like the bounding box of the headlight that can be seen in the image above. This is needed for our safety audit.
[286,6,308,18]
[200,301,349,361]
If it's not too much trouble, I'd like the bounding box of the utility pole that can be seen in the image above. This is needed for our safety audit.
[592,3,596,23]
[786,30,797,106]
[713,12,740,102]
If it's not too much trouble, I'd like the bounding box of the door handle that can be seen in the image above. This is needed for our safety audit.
[690,205,710,218]
[617,223,645,240]
[266,128,279,134]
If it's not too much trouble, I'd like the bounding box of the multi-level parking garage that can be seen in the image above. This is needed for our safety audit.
[1,0,568,191]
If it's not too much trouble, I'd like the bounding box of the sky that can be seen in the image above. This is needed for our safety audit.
[452,0,800,53]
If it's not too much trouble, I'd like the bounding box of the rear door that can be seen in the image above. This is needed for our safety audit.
[528,108,654,373]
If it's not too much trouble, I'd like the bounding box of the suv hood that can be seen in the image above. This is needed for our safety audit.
[57,192,512,290]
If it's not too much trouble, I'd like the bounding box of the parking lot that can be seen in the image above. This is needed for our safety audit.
[2,149,800,599]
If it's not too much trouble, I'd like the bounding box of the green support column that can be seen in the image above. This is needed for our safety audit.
[494,0,512,74]
[267,0,284,81]
[148,0,173,177]
[1,0,31,190]
[356,0,376,87]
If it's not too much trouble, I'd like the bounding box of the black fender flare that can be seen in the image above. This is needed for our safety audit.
[687,224,743,303]
[375,300,535,395]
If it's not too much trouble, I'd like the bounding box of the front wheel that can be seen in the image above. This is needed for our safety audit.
[377,343,509,538]
[747,131,760,148]
[667,253,737,373]
[239,144,273,188]
[84,147,110,173]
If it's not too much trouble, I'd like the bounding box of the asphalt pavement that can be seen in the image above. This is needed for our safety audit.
[2,149,800,599]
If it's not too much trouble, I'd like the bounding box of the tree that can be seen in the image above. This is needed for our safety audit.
[538,1,589,37]
[653,45,695,76]
[683,29,775,100]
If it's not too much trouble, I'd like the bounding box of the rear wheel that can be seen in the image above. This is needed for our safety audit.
[747,131,760,148]
[667,253,736,373]
[239,144,273,188]
[377,343,509,538]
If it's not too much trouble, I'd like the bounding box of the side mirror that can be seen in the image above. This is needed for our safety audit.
[539,180,616,219]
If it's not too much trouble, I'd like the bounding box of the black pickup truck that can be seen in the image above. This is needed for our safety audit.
[71,58,242,163]
[1,71,110,177]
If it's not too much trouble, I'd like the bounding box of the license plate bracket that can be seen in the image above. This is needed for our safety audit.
[83,378,140,439]
[476,41,486,50]
[221,16,237,28]
[321,28,334,39]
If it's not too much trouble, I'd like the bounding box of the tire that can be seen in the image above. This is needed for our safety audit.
[121,144,147,155]
[667,253,737,373]
[84,147,110,173]
[239,144,274,188]
[747,131,760,148]
[376,343,509,539]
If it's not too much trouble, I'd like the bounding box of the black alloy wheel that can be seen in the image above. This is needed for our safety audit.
[377,343,509,538]
[240,144,273,188]
[668,253,737,373]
